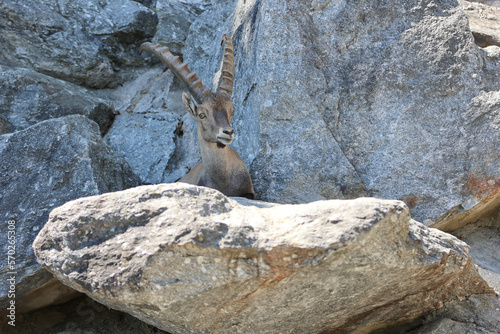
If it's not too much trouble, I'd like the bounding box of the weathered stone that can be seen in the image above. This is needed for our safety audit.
[154,0,212,55]
[182,0,237,83]
[0,0,157,88]
[0,65,115,136]
[460,0,500,47]
[410,294,500,334]
[0,115,140,310]
[104,68,200,184]
[403,211,500,334]
[451,213,500,293]
[160,112,202,183]
[34,183,494,334]
[182,0,500,228]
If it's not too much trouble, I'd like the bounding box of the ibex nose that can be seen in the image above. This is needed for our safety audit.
[223,129,234,136]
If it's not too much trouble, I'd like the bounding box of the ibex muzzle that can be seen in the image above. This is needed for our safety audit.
[140,35,255,199]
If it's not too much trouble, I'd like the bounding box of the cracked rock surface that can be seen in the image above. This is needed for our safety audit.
[180,0,500,229]
[0,115,140,309]
[34,183,494,334]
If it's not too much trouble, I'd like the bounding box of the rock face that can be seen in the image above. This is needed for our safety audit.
[0,65,115,136]
[0,115,140,309]
[34,183,494,334]
[154,0,211,55]
[104,69,180,184]
[179,0,500,229]
[0,0,157,88]
[460,0,500,47]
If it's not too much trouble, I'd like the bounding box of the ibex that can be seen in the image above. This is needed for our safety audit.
[140,35,255,199]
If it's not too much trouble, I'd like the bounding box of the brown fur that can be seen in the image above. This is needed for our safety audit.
[178,92,255,199]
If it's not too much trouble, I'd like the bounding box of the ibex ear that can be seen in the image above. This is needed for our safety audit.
[182,92,197,117]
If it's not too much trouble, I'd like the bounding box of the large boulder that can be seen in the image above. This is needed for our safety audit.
[0,0,157,88]
[33,183,494,334]
[0,115,140,310]
[0,65,115,136]
[180,0,500,230]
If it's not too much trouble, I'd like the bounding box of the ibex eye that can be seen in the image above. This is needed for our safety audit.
[199,113,206,119]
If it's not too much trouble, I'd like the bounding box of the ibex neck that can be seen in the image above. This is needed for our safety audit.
[198,138,232,182]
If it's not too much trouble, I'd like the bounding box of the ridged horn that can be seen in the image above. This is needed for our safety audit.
[140,42,210,103]
[218,34,235,98]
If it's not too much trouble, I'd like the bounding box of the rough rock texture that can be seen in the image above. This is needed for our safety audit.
[0,115,140,310]
[0,0,157,88]
[460,0,500,47]
[103,68,201,185]
[0,65,115,136]
[409,294,500,334]
[34,183,494,334]
[154,0,211,55]
[178,0,500,229]
[105,69,182,184]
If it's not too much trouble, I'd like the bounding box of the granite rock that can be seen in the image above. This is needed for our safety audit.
[0,115,140,310]
[34,183,494,334]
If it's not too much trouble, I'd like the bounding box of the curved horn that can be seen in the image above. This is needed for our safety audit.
[218,34,235,97]
[140,42,210,103]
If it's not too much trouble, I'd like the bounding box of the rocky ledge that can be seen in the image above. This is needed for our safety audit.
[33,183,495,334]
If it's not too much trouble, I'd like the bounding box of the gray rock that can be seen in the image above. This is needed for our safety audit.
[460,0,500,47]
[154,0,211,55]
[105,111,177,184]
[161,112,202,183]
[0,0,157,88]
[411,294,500,334]
[451,214,500,293]
[0,65,115,136]
[181,0,500,228]
[105,68,198,184]
[34,183,494,334]
[182,0,237,83]
[0,115,140,310]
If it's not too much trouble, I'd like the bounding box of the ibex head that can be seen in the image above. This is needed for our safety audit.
[181,91,234,147]
[140,35,255,199]
[140,35,236,147]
